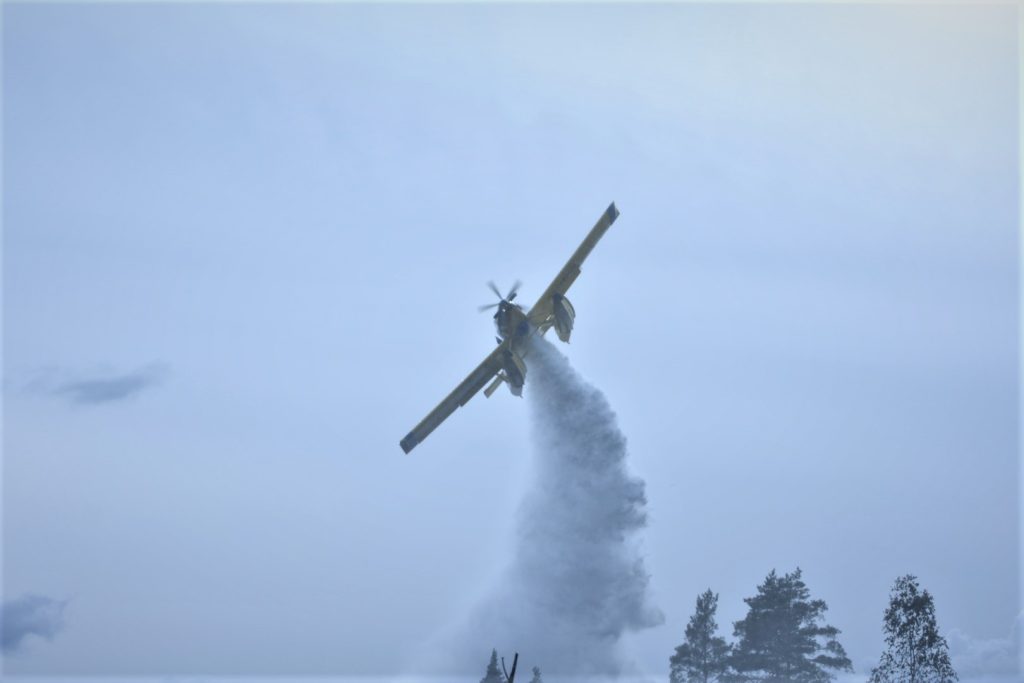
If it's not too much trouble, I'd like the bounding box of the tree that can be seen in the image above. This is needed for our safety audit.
[671,589,732,683]
[869,575,957,683]
[480,649,504,683]
[528,666,543,683]
[729,568,852,682]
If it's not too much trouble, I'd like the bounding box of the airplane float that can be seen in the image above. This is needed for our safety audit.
[400,203,619,454]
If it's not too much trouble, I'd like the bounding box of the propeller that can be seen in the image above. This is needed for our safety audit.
[479,280,523,312]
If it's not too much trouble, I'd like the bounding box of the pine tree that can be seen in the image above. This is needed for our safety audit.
[729,568,852,682]
[480,649,505,683]
[869,575,957,683]
[528,666,543,683]
[670,589,732,683]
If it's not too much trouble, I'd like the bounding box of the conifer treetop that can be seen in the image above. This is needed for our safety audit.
[729,568,852,683]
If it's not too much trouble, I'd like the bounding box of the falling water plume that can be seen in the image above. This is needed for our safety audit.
[455,336,662,677]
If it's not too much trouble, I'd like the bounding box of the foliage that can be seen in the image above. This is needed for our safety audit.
[480,648,505,683]
[868,575,957,683]
[728,568,852,682]
[671,589,732,683]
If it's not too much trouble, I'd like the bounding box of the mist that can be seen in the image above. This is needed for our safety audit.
[452,337,662,676]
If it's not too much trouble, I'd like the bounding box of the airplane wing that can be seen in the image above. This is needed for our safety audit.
[400,343,506,454]
[527,202,619,328]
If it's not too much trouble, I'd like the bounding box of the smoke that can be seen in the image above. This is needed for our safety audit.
[456,337,662,676]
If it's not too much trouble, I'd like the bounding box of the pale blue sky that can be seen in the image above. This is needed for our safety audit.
[3,2,1018,679]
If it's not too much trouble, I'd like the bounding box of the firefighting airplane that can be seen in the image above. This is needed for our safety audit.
[399,202,619,454]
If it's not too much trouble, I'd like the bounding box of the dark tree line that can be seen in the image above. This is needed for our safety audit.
[671,568,851,683]
[478,572,957,683]
[670,570,956,683]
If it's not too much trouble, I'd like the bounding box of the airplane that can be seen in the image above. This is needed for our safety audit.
[399,202,620,454]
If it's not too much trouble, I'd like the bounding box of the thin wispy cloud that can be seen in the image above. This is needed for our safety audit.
[57,363,167,405]
[21,363,168,406]
[1,594,67,653]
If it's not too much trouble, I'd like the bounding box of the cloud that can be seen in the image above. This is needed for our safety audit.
[57,363,166,405]
[22,363,168,405]
[947,612,1021,678]
[1,594,68,653]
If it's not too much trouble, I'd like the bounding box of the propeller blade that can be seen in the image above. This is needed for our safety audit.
[478,303,500,312]
[487,281,502,299]
[506,280,522,300]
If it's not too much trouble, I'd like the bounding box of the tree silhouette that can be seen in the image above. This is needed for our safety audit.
[480,649,504,683]
[671,589,731,683]
[729,568,852,682]
[869,575,957,683]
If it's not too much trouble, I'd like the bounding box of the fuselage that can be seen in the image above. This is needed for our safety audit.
[494,301,532,342]
[492,301,532,394]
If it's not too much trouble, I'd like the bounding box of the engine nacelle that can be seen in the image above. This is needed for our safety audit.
[552,293,576,343]
[501,347,527,396]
